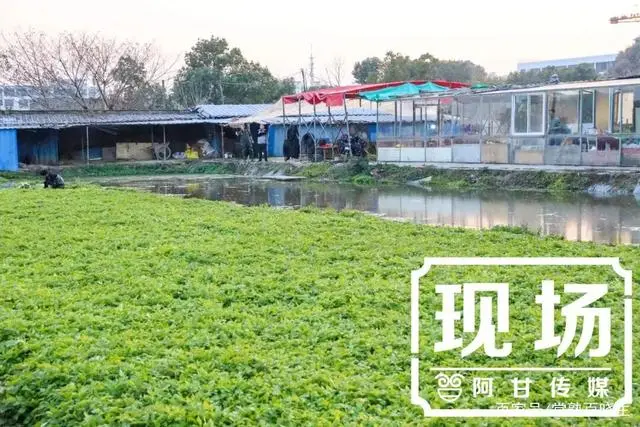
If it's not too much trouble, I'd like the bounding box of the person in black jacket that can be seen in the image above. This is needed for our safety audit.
[40,169,65,189]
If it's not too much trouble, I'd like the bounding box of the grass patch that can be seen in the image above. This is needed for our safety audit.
[0,187,638,425]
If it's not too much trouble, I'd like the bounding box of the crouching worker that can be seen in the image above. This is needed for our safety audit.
[41,169,65,189]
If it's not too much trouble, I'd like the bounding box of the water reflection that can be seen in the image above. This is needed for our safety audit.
[110,178,640,245]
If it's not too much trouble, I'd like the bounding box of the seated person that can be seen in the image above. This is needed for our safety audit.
[40,169,65,189]
[548,111,571,146]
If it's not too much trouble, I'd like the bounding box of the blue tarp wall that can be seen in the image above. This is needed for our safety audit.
[267,124,371,157]
[0,129,19,171]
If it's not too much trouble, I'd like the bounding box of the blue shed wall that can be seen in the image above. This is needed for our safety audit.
[18,129,59,165]
[0,129,19,171]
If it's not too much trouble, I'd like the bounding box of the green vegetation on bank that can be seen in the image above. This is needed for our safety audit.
[0,187,638,425]
[6,160,640,193]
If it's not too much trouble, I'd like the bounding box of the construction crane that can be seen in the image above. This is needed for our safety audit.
[610,12,640,23]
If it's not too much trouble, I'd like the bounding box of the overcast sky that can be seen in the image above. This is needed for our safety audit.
[3,0,640,84]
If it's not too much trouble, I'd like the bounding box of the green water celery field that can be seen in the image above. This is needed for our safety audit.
[1,187,639,426]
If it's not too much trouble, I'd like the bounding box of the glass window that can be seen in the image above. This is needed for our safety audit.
[482,94,511,136]
[581,90,594,134]
[616,87,639,134]
[530,95,544,133]
[514,95,528,133]
[513,93,544,134]
[548,91,579,135]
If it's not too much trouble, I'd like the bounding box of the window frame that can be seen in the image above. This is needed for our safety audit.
[511,93,546,136]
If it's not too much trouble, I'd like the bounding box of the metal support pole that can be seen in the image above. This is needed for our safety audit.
[344,94,351,157]
[86,126,89,163]
[412,100,416,139]
[376,102,379,145]
[220,125,225,159]
[479,97,483,163]
[394,101,398,138]
[313,103,317,161]
[162,125,167,162]
[424,105,428,163]
[297,99,302,160]
[282,100,287,160]
[399,101,403,140]
[437,99,441,147]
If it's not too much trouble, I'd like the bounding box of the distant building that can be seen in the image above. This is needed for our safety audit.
[517,54,618,75]
[0,84,102,111]
[0,86,33,111]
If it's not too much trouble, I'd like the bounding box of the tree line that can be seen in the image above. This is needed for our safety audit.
[353,37,640,87]
[2,31,640,111]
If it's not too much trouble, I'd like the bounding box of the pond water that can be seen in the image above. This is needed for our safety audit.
[106,176,640,245]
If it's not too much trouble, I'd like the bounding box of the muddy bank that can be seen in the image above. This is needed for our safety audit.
[9,160,640,195]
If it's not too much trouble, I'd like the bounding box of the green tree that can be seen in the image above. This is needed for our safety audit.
[379,51,414,82]
[172,36,293,107]
[432,60,488,83]
[350,51,487,84]
[506,64,597,85]
[611,36,640,77]
[352,57,382,83]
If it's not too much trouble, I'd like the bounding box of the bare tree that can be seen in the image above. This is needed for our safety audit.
[325,56,345,87]
[0,31,175,110]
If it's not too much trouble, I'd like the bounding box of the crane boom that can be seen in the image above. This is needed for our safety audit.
[610,12,640,24]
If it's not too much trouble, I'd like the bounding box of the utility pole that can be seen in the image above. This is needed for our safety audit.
[309,45,315,88]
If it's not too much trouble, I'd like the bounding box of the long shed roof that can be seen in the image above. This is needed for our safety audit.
[0,104,273,130]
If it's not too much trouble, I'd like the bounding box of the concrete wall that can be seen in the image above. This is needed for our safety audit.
[582,150,620,166]
[426,147,452,162]
[515,150,545,164]
[544,145,581,165]
[452,144,481,163]
[377,147,401,162]
[622,147,640,166]
[481,144,509,164]
[0,129,18,171]
[400,148,426,162]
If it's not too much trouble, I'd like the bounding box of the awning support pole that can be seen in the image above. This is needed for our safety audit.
[220,125,225,159]
[162,125,167,162]
[313,103,317,161]
[86,126,89,164]
[297,99,302,160]
[412,100,416,139]
[394,101,398,139]
[376,101,379,145]
[344,94,351,157]
[282,99,287,159]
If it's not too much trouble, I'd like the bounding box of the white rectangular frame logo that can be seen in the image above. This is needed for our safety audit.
[411,257,633,418]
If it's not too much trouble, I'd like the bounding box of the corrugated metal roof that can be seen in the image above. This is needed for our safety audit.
[196,104,271,118]
[480,77,640,96]
[0,110,219,129]
[263,113,397,125]
[416,77,640,100]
